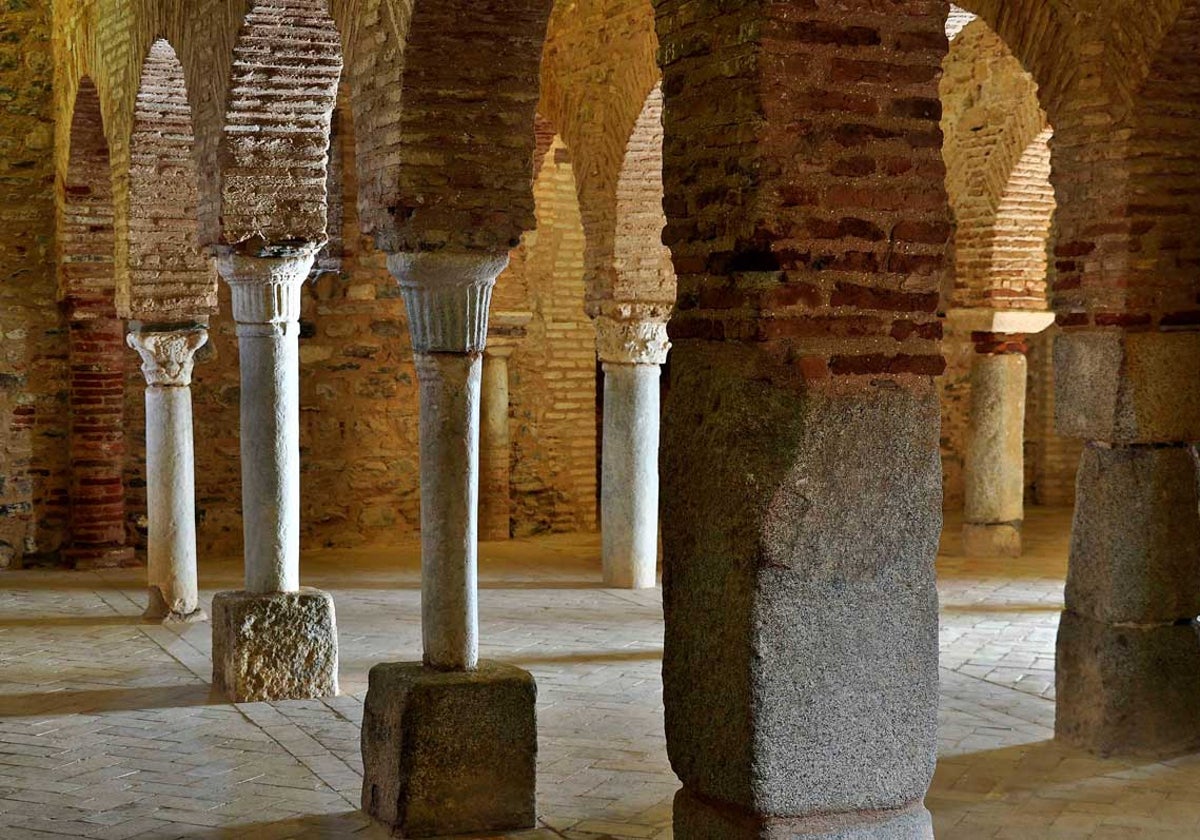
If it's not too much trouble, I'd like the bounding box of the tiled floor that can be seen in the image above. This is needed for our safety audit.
[1,508,1198,839]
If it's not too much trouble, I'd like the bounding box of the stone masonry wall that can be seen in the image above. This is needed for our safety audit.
[0,0,65,567]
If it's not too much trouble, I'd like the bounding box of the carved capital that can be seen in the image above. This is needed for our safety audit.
[388,251,508,353]
[127,326,208,387]
[595,316,670,366]
[215,249,317,325]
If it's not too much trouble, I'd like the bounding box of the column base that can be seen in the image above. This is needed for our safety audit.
[361,660,537,837]
[673,788,933,840]
[143,587,206,624]
[65,545,137,570]
[211,589,339,702]
[1057,610,1200,757]
[602,556,658,590]
[962,522,1022,557]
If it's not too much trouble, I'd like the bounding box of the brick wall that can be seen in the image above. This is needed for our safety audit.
[505,138,599,535]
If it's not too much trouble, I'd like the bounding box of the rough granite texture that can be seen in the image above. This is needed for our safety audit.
[360,660,537,837]
[1054,332,1200,444]
[1056,611,1200,758]
[1065,444,1200,624]
[673,789,934,840]
[211,589,339,702]
[661,344,941,819]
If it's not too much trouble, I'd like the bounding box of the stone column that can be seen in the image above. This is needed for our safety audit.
[362,251,536,837]
[127,324,208,622]
[963,334,1028,557]
[479,347,515,541]
[209,249,338,702]
[597,316,669,589]
[1054,330,1200,756]
[952,310,1054,557]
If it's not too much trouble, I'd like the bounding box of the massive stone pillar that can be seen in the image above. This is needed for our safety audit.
[209,250,338,702]
[479,348,513,542]
[654,1,948,835]
[361,251,536,836]
[127,325,208,622]
[1054,330,1200,756]
[957,311,1055,557]
[597,316,669,589]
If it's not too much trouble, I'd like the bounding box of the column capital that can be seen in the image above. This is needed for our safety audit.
[595,316,671,366]
[215,249,318,325]
[387,251,508,354]
[127,326,209,387]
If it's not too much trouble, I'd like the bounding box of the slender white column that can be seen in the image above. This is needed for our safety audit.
[215,250,315,594]
[596,316,670,589]
[127,325,208,621]
[479,348,514,541]
[389,250,507,671]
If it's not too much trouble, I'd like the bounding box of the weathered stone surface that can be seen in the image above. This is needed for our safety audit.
[673,788,934,840]
[1056,610,1200,757]
[1055,331,1200,444]
[661,344,941,818]
[963,353,1027,532]
[211,589,338,702]
[1065,444,1200,624]
[962,523,1022,557]
[361,660,537,837]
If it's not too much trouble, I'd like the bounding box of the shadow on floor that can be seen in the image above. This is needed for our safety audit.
[0,614,142,628]
[939,602,1061,614]
[0,683,222,716]
[504,648,663,667]
[214,811,564,839]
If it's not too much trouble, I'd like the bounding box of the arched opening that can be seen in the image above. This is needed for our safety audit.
[59,78,133,568]
[501,133,597,536]
[938,11,1067,558]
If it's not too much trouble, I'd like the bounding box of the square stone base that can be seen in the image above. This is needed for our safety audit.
[211,589,339,702]
[1057,610,1200,757]
[361,660,537,837]
[962,523,1022,558]
[673,788,933,840]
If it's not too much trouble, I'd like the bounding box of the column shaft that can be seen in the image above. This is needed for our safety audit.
[963,350,1027,556]
[415,353,482,670]
[601,363,661,588]
[128,326,207,620]
[236,321,301,593]
[479,352,512,542]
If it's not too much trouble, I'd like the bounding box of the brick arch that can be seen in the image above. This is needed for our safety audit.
[941,17,1049,310]
[333,0,553,254]
[610,82,673,320]
[218,0,343,251]
[60,77,132,568]
[989,127,1054,310]
[950,0,1077,124]
[538,0,660,315]
[127,39,216,321]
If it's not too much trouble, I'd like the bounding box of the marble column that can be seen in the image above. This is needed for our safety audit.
[127,324,208,622]
[479,346,515,542]
[596,317,669,589]
[1054,329,1200,756]
[362,251,536,837]
[209,249,338,702]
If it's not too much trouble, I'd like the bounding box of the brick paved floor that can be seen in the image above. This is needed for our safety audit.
[1,508,1196,838]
